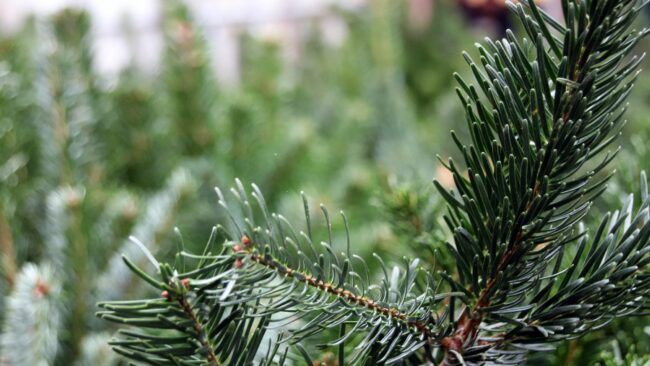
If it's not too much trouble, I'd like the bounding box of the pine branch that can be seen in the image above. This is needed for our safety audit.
[99,181,454,364]
[211,181,448,363]
[43,187,89,361]
[97,237,278,365]
[435,0,650,363]
[160,0,218,156]
[0,263,62,365]
[35,15,100,185]
[234,242,435,340]
[175,291,221,365]
[66,188,89,361]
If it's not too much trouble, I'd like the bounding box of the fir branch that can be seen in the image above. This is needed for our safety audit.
[174,290,221,365]
[35,16,99,185]
[236,242,435,340]
[208,181,445,363]
[97,246,275,365]
[67,189,89,361]
[436,0,650,363]
[100,182,451,364]
[0,263,62,365]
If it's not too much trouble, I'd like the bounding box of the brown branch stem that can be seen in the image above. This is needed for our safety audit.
[177,295,221,366]
[233,235,433,344]
[237,245,435,341]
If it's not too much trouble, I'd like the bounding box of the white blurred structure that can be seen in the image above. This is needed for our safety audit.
[0,0,362,84]
[0,0,565,83]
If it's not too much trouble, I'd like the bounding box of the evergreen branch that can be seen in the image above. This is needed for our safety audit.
[44,187,89,362]
[100,181,453,364]
[235,242,435,340]
[435,0,649,363]
[0,263,62,365]
[175,289,221,365]
[35,16,99,185]
[447,172,650,362]
[67,189,89,361]
[98,253,272,365]
[503,172,650,341]
[207,181,448,363]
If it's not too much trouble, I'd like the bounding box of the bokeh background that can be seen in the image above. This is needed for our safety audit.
[0,0,648,365]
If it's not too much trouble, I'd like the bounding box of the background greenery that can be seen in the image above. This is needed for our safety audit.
[0,0,648,364]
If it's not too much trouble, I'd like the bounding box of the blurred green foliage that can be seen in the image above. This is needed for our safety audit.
[0,0,648,365]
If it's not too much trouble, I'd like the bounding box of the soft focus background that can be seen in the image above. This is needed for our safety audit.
[0,0,648,365]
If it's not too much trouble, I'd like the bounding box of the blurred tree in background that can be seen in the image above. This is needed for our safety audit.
[0,0,648,365]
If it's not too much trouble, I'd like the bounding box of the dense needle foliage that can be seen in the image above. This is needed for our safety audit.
[1,0,650,365]
[96,0,650,365]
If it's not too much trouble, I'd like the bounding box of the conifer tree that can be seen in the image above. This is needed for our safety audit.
[0,2,451,364]
[97,0,650,365]
[1,0,649,364]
